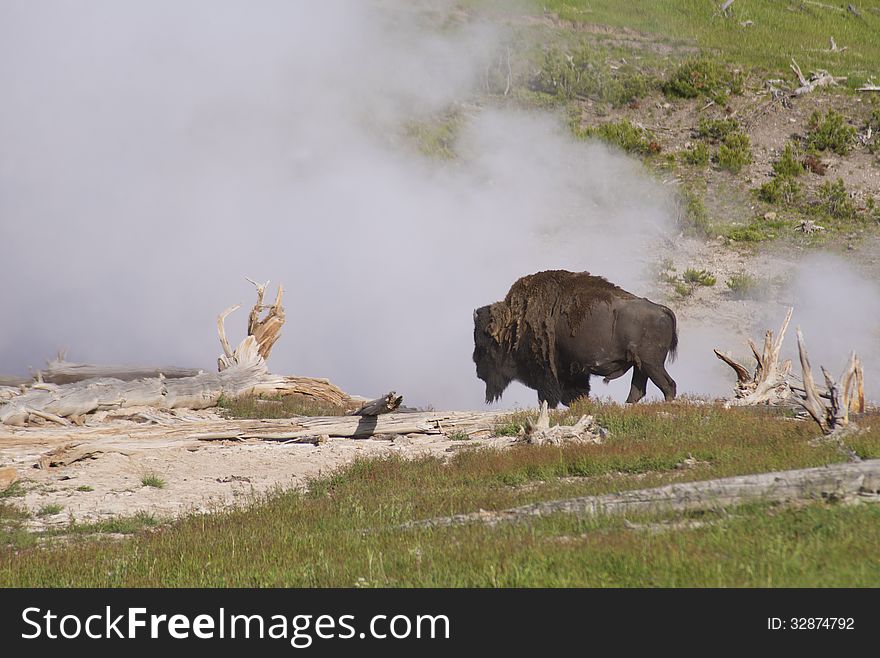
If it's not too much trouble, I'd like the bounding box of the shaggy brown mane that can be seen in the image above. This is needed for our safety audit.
[490,270,636,380]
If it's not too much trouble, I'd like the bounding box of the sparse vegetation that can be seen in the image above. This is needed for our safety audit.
[448,430,471,441]
[577,119,659,155]
[772,143,805,179]
[75,485,94,492]
[531,45,652,107]
[696,117,739,143]
[663,59,743,105]
[807,110,856,156]
[682,268,716,287]
[819,178,857,220]
[37,503,64,517]
[758,176,801,205]
[726,272,763,300]
[681,141,709,166]
[678,187,715,237]
[141,473,166,489]
[715,131,751,173]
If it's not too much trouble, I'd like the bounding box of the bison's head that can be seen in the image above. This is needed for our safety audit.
[473,304,516,404]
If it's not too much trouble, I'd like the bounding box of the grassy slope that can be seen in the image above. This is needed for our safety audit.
[545,0,880,86]
[2,402,879,586]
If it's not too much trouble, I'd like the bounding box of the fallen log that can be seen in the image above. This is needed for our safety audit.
[191,411,508,441]
[40,355,203,385]
[347,391,403,416]
[405,459,880,529]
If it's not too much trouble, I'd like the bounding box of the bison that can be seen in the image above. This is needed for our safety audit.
[473,270,678,407]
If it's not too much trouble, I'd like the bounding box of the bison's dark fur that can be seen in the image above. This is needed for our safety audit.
[473,270,678,407]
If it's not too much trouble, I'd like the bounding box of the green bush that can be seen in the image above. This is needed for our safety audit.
[716,132,752,173]
[679,188,714,237]
[531,46,652,106]
[819,178,856,219]
[772,143,805,178]
[726,272,763,300]
[758,176,801,205]
[663,59,743,104]
[807,110,855,155]
[578,119,658,155]
[697,117,739,142]
[681,141,710,166]
[682,268,716,287]
[726,215,789,242]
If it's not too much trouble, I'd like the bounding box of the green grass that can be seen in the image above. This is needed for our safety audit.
[76,485,94,492]
[2,401,879,586]
[576,119,660,155]
[141,473,166,489]
[696,117,740,142]
[530,44,654,106]
[540,0,880,86]
[726,271,764,299]
[663,58,743,104]
[37,503,64,517]
[681,141,710,166]
[807,109,857,155]
[715,131,752,173]
[682,268,716,287]
[726,214,790,242]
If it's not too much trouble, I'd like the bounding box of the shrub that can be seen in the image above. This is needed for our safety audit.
[679,188,714,237]
[716,132,752,173]
[726,272,762,299]
[697,117,739,143]
[682,268,716,287]
[807,110,855,155]
[773,143,805,178]
[579,119,659,155]
[758,176,801,205]
[531,47,652,106]
[819,178,856,219]
[726,215,789,242]
[141,472,166,489]
[663,59,743,104]
[681,142,710,166]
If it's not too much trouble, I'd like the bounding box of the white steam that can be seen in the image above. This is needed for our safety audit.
[2,1,691,408]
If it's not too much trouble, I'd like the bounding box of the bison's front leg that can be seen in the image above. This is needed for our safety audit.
[626,367,649,403]
[560,383,590,407]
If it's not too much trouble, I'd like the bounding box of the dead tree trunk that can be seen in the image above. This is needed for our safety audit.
[406,459,880,529]
[794,328,865,435]
[348,391,403,416]
[218,278,285,371]
[715,307,793,405]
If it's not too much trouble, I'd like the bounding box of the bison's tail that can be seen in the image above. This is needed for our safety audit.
[663,306,678,363]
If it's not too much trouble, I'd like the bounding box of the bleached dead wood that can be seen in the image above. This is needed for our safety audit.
[790,58,841,95]
[40,357,202,385]
[191,410,508,441]
[218,279,286,371]
[715,307,793,405]
[405,460,880,529]
[523,400,605,445]
[794,329,864,435]
[348,391,403,416]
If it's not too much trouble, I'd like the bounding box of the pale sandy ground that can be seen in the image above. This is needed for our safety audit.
[0,412,516,531]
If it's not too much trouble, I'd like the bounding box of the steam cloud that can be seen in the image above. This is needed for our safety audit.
[4,2,874,408]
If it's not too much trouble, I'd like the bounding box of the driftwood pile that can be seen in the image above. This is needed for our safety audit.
[716,307,865,435]
[523,401,606,445]
[0,279,353,427]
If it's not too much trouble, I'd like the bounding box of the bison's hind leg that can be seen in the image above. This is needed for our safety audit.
[643,362,677,402]
[625,367,649,403]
